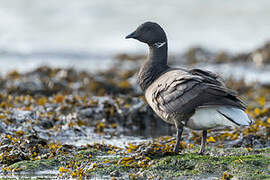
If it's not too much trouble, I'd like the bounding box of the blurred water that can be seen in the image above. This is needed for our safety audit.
[1,0,270,54]
[0,0,270,74]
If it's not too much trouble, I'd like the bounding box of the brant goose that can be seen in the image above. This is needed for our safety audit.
[126,22,252,154]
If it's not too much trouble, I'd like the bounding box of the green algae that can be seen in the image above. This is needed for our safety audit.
[146,147,270,179]
[1,132,269,179]
[4,159,60,172]
[84,147,270,179]
[3,146,269,179]
[151,154,269,178]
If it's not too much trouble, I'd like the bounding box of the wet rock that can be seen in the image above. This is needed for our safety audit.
[114,53,145,61]
[252,42,270,66]
[13,76,44,93]
[38,119,54,129]
[79,108,94,118]
[11,110,32,123]
[1,138,12,146]
[176,41,270,65]
[184,47,215,64]
[215,51,231,63]
[232,134,266,148]
[0,121,6,133]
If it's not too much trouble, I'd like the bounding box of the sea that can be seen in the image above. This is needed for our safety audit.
[0,0,270,83]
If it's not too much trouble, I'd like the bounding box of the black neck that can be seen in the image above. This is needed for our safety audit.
[138,43,169,91]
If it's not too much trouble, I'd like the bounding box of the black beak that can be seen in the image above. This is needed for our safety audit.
[125,31,137,39]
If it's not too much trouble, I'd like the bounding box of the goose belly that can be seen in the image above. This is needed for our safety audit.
[186,106,251,130]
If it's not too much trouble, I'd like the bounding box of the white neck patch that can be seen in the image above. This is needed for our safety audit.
[153,42,166,48]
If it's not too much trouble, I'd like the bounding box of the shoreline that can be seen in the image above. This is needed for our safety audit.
[0,64,269,178]
[0,41,269,179]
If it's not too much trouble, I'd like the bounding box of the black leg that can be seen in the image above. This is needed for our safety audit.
[173,127,183,153]
[198,130,207,155]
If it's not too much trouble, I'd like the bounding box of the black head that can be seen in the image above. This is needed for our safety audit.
[125,22,167,46]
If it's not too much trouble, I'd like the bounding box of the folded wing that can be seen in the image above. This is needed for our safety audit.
[150,68,246,118]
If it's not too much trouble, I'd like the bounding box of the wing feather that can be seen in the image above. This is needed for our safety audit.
[149,68,246,118]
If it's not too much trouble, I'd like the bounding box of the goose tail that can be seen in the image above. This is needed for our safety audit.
[217,106,253,126]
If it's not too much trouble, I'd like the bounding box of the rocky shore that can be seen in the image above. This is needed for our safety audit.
[0,42,270,179]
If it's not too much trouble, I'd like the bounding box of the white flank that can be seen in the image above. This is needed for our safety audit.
[186,106,252,130]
